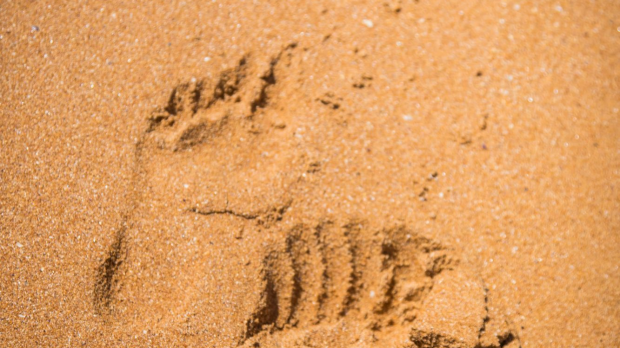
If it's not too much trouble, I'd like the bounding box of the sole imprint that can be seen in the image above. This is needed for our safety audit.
[241,221,519,348]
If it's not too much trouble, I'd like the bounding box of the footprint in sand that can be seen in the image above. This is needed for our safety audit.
[94,44,519,348]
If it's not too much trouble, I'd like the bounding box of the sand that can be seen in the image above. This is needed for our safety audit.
[1,1,619,347]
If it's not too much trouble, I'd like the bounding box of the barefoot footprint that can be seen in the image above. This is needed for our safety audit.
[95,44,520,348]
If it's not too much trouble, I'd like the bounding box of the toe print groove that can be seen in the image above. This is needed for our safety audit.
[146,43,297,152]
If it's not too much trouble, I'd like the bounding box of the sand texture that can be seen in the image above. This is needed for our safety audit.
[1,1,619,347]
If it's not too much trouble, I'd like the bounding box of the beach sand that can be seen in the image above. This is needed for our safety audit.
[1,1,619,347]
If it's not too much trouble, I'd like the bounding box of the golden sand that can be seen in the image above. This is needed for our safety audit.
[1,1,619,347]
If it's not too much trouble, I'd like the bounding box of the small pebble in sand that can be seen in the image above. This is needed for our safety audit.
[31,26,40,32]
[16,242,23,248]
[362,19,373,28]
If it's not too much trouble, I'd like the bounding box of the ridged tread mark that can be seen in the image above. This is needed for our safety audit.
[285,224,325,326]
[313,223,330,324]
[241,222,458,344]
[316,221,354,323]
[240,240,295,346]
[243,271,279,341]
[340,222,363,316]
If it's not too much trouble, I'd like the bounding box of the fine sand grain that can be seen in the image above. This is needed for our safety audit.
[1,1,619,347]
